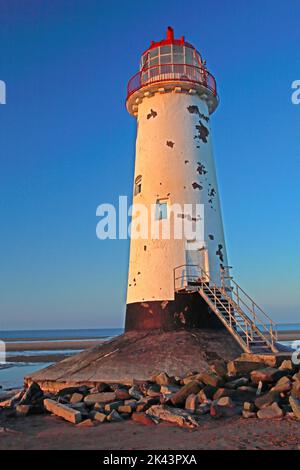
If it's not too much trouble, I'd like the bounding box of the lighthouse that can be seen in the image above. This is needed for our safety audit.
[125,27,228,331]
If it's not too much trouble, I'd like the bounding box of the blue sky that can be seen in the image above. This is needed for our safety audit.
[0,0,299,329]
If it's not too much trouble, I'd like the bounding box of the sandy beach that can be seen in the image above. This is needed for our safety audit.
[0,410,299,450]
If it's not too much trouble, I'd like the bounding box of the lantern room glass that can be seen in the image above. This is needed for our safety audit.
[140,45,204,86]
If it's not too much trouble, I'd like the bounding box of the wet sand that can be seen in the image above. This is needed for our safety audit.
[0,411,299,450]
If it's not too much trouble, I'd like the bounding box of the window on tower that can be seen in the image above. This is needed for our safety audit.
[155,199,168,220]
[134,175,142,195]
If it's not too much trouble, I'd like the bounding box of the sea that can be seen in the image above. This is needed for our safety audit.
[0,325,299,391]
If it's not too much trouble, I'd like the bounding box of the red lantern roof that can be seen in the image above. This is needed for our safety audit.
[142,26,195,55]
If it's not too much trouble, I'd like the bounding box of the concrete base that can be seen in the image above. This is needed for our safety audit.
[25,329,242,393]
[125,292,224,331]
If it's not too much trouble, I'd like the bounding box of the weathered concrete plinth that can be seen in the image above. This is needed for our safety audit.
[25,329,242,392]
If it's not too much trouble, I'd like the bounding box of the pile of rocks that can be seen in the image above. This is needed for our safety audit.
[1,355,300,428]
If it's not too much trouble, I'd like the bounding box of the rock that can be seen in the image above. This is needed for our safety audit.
[170,381,202,406]
[136,396,159,412]
[271,376,292,393]
[84,392,116,406]
[199,371,223,388]
[257,403,283,419]
[242,410,256,419]
[131,412,156,426]
[198,385,217,403]
[218,396,233,407]
[129,385,143,400]
[93,412,107,423]
[115,388,131,400]
[160,384,181,394]
[289,396,300,420]
[104,401,124,413]
[94,383,111,392]
[250,368,287,384]
[185,394,199,413]
[106,410,123,422]
[196,403,211,415]
[44,398,81,424]
[57,385,89,397]
[279,359,294,370]
[227,360,264,377]
[146,405,198,428]
[293,371,300,382]
[94,403,105,412]
[182,374,202,385]
[225,377,249,389]
[209,359,227,377]
[210,398,239,418]
[243,402,256,412]
[213,388,236,400]
[291,381,300,398]
[152,372,176,386]
[230,387,257,403]
[146,384,161,398]
[70,393,84,404]
[124,399,138,408]
[118,405,134,414]
[255,391,280,409]
[15,404,31,416]
[77,419,96,427]
[19,382,43,405]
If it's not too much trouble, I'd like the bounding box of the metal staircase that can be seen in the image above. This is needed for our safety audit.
[174,265,278,354]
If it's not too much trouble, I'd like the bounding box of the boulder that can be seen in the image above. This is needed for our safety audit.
[242,410,256,419]
[93,412,107,423]
[19,382,43,405]
[131,412,156,426]
[70,393,84,404]
[15,404,31,416]
[291,381,300,399]
[44,398,81,424]
[255,391,280,409]
[170,381,202,406]
[257,403,283,419]
[152,372,176,386]
[213,388,236,401]
[160,385,181,394]
[118,405,134,414]
[243,402,256,412]
[225,377,249,389]
[129,385,143,400]
[250,368,287,384]
[209,359,227,377]
[199,371,223,388]
[115,388,131,401]
[185,394,199,413]
[182,374,202,385]
[146,405,198,428]
[210,398,240,418]
[227,360,264,377]
[198,385,217,403]
[271,376,292,393]
[84,392,116,406]
[289,396,300,420]
[279,359,294,371]
[56,385,89,397]
[196,403,211,415]
[146,384,161,398]
[293,372,300,382]
[104,401,124,413]
[106,410,123,422]
[77,419,95,427]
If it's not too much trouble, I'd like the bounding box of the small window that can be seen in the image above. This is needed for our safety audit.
[155,199,168,220]
[134,175,142,195]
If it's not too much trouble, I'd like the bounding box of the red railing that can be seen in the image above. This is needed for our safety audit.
[127,63,217,99]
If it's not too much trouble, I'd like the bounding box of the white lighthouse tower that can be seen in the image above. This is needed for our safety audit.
[125,27,229,331]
